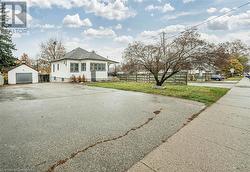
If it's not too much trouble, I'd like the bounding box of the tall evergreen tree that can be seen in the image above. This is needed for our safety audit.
[0,3,16,71]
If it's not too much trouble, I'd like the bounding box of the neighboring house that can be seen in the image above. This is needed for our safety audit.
[50,47,118,82]
[8,64,38,84]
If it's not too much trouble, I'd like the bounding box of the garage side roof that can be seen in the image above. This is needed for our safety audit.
[51,47,119,64]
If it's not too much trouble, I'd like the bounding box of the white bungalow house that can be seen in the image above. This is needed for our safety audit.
[50,47,118,82]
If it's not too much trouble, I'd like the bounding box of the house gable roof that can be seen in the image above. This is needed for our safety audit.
[8,64,38,72]
[51,47,118,63]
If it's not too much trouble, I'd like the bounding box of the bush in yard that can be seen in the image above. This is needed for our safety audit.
[71,75,77,82]
[82,74,86,82]
[111,77,120,82]
[3,73,8,84]
[0,72,9,84]
[77,75,82,83]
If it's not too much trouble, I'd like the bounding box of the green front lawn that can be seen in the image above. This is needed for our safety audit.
[87,82,229,106]
[225,76,243,81]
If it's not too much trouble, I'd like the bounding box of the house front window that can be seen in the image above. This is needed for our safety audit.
[57,64,59,71]
[70,63,79,73]
[53,64,55,72]
[90,63,106,71]
[81,63,86,71]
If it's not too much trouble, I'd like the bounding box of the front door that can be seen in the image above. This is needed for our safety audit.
[91,70,96,82]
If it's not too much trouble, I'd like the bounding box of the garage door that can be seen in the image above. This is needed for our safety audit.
[16,73,32,84]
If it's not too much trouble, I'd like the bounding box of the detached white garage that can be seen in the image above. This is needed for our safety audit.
[8,64,38,84]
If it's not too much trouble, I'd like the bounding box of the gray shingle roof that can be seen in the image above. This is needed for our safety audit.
[51,47,118,63]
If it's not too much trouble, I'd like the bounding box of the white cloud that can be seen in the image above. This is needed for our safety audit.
[200,31,250,45]
[162,11,194,20]
[162,4,175,13]
[32,23,58,30]
[63,37,91,52]
[83,27,116,38]
[63,14,92,28]
[96,46,123,62]
[137,24,186,44]
[219,8,231,13]
[41,24,56,29]
[114,35,133,44]
[207,7,231,14]
[145,5,155,11]
[12,33,22,39]
[82,0,136,20]
[134,0,143,2]
[27,0,136,20]
[206,15,230,30]
[27,0,72,9]
[207,10,250,30]
[183,0,195,4]
[207,7,217,14]
[145,3,174,13]
[115,24,122,30]
[139,24,186,38]
[200,32,220,43]
[226,31,250,44]
[229,11,250,31]
[63,36,122,61]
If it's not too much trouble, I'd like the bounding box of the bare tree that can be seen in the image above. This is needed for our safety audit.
[38,38,66,73]
[221,40,250,57]
[121,60,142,74]
[19,53,33,66]
[108,64,122,76]
[208,40,250,73]
[211,45,231,71]
[222,40,250,72]
[123,29,204,86]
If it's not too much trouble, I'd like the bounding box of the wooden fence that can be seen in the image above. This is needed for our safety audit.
[38,74,50,83]
[117,71,188,85]
[188,73,213,82]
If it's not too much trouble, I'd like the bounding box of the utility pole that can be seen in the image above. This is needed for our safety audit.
[161,31,167,73]
[37,59,39,71]
[53,41,57,60]
[161,32,166,56]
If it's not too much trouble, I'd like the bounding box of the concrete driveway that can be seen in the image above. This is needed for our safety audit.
[0,83,205,172]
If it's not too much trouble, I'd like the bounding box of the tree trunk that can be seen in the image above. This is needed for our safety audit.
[152,74,161,86]
[156,81,163,86]
[158,71,180,86]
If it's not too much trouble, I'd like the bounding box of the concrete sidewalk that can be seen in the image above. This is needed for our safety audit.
[128,78,250,172]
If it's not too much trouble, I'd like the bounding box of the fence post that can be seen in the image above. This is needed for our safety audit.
[135,73,138,82]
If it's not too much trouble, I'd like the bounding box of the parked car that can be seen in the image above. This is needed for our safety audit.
[211,74,225,81]
[245,74,250,79]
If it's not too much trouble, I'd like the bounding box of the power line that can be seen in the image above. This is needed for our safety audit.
[192,1,250,29]
[154,1,250,42]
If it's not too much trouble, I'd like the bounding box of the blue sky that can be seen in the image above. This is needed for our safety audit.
[9,0,250,62]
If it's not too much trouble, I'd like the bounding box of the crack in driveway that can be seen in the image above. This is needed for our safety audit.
[46,109,162,172]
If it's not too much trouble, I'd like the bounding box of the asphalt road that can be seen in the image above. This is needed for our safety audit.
[0,83,204,172]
